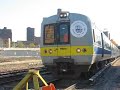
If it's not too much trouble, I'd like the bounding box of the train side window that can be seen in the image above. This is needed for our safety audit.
[44,24,55,45]
[93,29,95,42]
[103,35,111,50]
[93,28,102,47]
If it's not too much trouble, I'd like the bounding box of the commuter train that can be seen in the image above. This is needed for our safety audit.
[40,9,119,78]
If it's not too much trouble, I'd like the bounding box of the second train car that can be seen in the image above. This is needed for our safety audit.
[40,9,119,78]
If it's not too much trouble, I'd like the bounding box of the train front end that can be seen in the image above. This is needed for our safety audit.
[40,9,93,78]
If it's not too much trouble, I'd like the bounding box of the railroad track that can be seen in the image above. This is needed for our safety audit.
[2,67,47,79]
[0,67,60,90]
[0,67,49,84]
[1,58,119,90]
[0,70,27,85]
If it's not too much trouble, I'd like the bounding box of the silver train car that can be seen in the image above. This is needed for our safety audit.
[40,9,119,78]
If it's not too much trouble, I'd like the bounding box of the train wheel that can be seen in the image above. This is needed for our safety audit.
[90,63,99,75]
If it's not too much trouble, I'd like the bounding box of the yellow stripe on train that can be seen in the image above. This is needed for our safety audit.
[40,46,93,56]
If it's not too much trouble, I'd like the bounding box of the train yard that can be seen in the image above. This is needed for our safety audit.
[0,57,41,89]
[0,57,120,90]
[0,8,120,89]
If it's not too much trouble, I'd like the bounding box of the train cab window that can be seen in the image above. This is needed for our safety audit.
[93,29,95,42]
[44,24,55,45]
[59,23,70,44]
[103,35,111,50]
[94,28,102,47]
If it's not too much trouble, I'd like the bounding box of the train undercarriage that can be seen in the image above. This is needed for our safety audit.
[45,57,116,79]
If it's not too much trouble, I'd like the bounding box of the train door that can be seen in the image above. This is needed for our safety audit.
[57,22,71,56]
[101,33,104,57]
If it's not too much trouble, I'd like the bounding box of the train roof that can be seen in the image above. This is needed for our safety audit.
[42,9,91,23]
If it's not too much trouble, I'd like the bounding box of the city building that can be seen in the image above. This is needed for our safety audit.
[17,27,40,48]
[27,27,34,41]
[34,36,40,47]
[34,36,40,44]
[0,27,12,41]
[0,27,12,47]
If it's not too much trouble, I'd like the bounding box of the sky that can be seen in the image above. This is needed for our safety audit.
[0,0,120,44]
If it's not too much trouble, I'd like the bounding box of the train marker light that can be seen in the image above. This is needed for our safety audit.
[44,50,47,53]
[60,14,63,18]
[49,49,53,54]
[76,48,81,53]
[82,48,87,52]
[60,13,68,18]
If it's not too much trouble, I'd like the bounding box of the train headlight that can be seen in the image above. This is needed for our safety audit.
[49,49,53,54]
[82,48,87,52]
[60,14,64,18]
[76,48,81,53]
[64,14,67,17]
[60,13,68,18]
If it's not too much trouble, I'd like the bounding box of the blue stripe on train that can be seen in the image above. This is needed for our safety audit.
[94,47,111,54]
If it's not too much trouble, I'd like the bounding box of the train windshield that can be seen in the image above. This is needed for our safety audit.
[44,24,55,45]
[44,22,70,45]
[58,22,70,44]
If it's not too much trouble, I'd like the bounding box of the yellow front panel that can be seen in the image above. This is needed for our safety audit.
[40,46,93,56]
[57,46,70,56]
[71,46,93,55]
[40,47,57,56]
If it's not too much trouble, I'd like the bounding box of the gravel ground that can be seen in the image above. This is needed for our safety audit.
[0,57,43,73]
[0,57,40,63]
[93,59,120,90]
[66,58,120,90]
[0,57,43,90]
[1,57,120,90]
